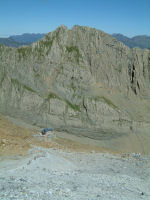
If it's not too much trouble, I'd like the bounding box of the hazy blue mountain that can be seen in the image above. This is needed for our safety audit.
[0,37,21,47]
[131,35,150,49]
[10,33,45,43]
[0,33,45,47]
[112,34,135,48]
[112,34,150,49]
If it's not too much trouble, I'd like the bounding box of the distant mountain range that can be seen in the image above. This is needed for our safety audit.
[112,34,150,49]
[11,33,45,43]
[0,33,45,47]
[0,32,150,49]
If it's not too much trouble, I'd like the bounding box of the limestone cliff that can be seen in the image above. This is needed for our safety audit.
[0,25,150,142]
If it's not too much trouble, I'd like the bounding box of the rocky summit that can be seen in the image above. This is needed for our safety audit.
[0,25,150,153]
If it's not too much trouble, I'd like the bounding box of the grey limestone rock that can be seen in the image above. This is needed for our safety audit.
[0,25,150,149]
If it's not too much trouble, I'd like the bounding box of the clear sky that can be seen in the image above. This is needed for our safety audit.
[0,0,150,37]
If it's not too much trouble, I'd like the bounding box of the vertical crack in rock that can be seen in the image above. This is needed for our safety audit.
[128,63,137,95]
[83,97,88,116]
[82,97,90,122]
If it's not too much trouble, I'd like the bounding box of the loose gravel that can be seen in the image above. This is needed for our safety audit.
[0,147,150,200]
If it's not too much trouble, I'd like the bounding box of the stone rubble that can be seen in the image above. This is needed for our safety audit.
[0,147,150,200]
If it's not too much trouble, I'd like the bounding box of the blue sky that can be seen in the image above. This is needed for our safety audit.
[0,0,150,37]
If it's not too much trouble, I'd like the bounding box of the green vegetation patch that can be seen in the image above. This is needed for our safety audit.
[65,99,80,111]
[0,45,4,54]
[11,78,36,93]
[115,64,122,73]
[11,78,21,87]
[34,39,53,57]
[23,85,36,93]
[93,95,119,110]
[66,46,81,63]
[17,46,32,60]
[113,118,131,123]
[101,96,119,110]
[0,44,4,52]
[0,66,6,87]
[39,39,53,49]
[47,92,61,100]
[47,92,80,112]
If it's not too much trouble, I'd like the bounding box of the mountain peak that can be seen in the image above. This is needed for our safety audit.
[0,25,150,153]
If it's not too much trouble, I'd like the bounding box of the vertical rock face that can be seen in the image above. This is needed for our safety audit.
[0,25,150,139]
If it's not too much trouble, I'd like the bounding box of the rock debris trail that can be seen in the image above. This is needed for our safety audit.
[0,147,150,200]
